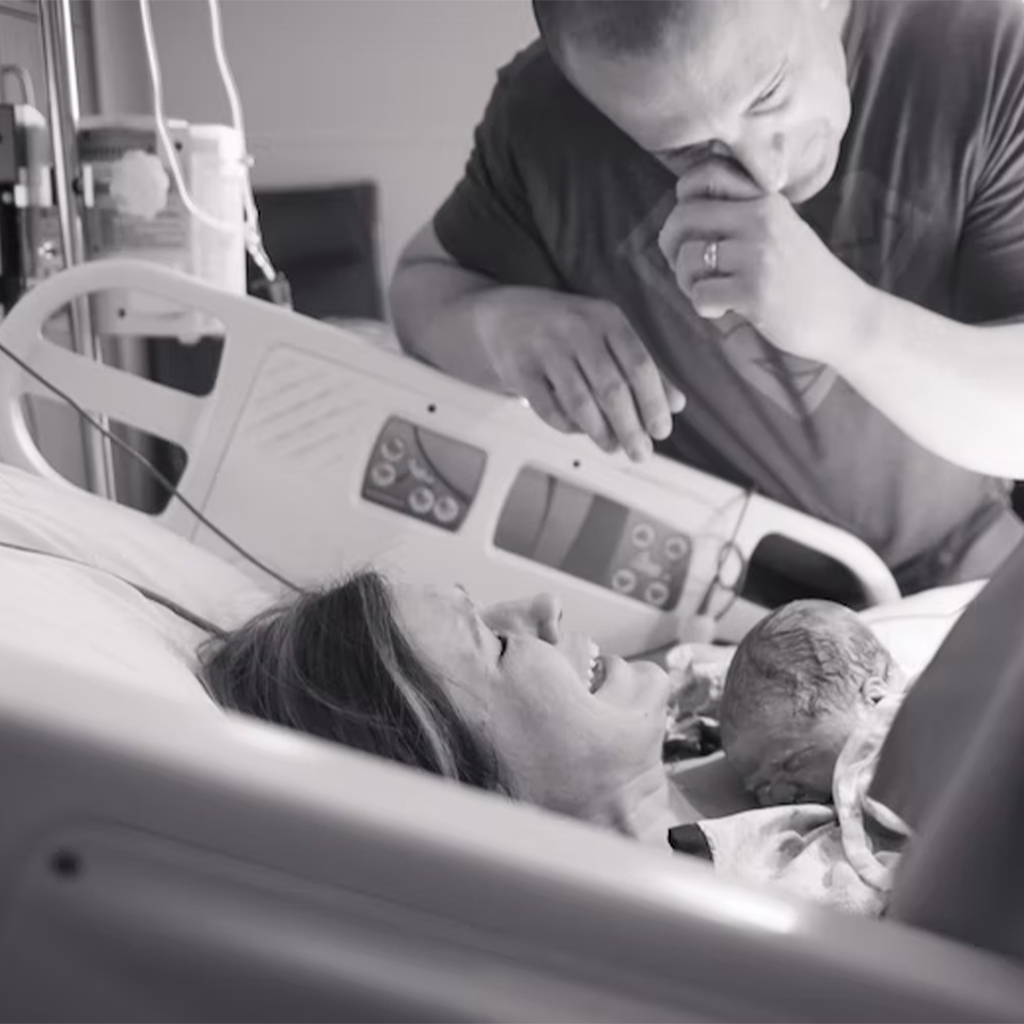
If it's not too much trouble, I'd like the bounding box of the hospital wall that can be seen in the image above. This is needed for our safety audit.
[87,0,539,305]
[0,1,98,489]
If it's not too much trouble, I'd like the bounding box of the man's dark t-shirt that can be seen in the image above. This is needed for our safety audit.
[433,0,1024,593]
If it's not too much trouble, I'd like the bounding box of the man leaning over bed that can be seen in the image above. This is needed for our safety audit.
[390,0,1024,595]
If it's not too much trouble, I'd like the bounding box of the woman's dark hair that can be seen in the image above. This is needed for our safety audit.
[198,570,513,795]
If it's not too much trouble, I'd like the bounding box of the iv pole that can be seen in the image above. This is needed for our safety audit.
[38,0,117,500]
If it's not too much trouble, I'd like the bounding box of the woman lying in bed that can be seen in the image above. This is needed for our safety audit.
[201,574,686,844]
[198,570,936,916]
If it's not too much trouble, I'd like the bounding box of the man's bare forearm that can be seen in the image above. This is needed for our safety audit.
[389,222,520,391]
[836,287,1024,478]
[389,256,507,391]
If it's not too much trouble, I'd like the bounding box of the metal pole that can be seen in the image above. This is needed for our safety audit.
[38,0,116,500]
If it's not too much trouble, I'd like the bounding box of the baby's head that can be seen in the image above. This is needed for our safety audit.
[720,599,905,806]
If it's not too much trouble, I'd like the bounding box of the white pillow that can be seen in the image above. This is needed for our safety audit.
[860,581,984,680]
[0,464,278,705]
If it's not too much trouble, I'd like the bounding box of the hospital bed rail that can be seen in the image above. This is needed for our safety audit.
[1,642,1023,1023]
[0,259,901,653]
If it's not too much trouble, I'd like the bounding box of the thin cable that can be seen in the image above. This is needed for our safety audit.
[204,2,255,233]
[697,485,755,620]
[0,537,226,637]
[0,338,300,594]
[206,0,276,281]
[712,486,755,621]
[709,546,750,623]
[138,0,277,282]
[695,483,754,537]
[138,0,236,235]
[205,0,245,141]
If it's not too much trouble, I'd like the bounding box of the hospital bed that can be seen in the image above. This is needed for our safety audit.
[0,263,1022,1021]
[0,259,903,652]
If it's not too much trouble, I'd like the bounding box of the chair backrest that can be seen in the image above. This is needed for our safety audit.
[252,181,383,321]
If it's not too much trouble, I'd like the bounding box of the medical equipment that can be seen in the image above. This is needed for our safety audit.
[0,460,1020,1022]
[20,0,274,498]
[684,484,756,642]
[0,64,59,310]
[74,0,273,337]
[136,0,276,287]
[77,116,247,338]
[0,97,62,313]
[0,259,901,654]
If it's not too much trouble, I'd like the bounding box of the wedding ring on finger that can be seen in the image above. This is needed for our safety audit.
[702,239,720,276]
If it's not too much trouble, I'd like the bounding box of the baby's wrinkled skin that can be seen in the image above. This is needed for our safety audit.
[719,601,906,806]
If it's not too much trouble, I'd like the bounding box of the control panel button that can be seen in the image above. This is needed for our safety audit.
[664,535,690,562]
[629,550,663,577]
[380,436,407,462]
[363,418,486,532]
[631,522,656,548]
[408,486,436,515]
[611,568,638,594]
[644,581,670,607]
[369,461,397,488]
[408,457,435,484]
[433,495,460,524]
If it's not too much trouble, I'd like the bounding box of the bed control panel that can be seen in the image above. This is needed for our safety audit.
[495,466,692,610]
[361,417,486,531]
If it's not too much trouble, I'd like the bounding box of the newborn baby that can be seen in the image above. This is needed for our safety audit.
[720,599,907,806]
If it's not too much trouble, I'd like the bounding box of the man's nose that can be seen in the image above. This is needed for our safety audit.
[729,133,787,193]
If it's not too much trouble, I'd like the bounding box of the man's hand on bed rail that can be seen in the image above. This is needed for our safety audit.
[474,287,687,462]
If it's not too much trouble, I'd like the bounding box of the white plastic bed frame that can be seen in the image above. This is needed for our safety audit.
[0,259,900,652]
[2,624,1024,1022]
[0,261,1021,1021]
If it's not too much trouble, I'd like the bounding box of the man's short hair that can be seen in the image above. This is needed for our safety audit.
[720,600,897,738]
[532,0,694,62]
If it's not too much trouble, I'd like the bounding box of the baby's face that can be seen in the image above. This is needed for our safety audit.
[729,710,858,806]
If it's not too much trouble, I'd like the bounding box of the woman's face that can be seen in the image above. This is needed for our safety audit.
[391,584,670,823]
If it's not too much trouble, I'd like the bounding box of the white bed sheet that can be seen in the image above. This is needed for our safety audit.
[0,464,276,706]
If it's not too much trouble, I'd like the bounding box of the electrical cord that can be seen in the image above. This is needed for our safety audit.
[137,0,277,281]
[696,484,755,622]
[694,484,752,536]
[0,537,226,637]
[0,337,301,595]
[137,0,231,233]
[204,0,276,282]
